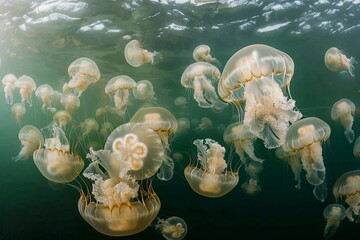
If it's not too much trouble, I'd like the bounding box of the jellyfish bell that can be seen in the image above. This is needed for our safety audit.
[132,80,156,103]
[35,84,54,110]
[53,110,72,129]
[193,44,220,66]
[155,216,187,240]
[80,118,99,139]
[124,39,162,67]
[60,92,80,114]
[331,98,356,143]
[15,75,36,107]
[323,203,347,239]
[184,138,239,198]
[324,47,357,77]
[2,73,17,105]
[194,117,212,133]
[181,62,227,112]
[13,125,44,162]
[176,117,190,135]
[11,103,26,123]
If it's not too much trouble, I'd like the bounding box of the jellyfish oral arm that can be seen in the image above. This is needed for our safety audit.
[192,76,213,108]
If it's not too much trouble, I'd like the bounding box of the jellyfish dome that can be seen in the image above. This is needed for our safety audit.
[80,118,99,139]
[181,62,227,112]
[332,170,360,222]
[13,125,44,162]
[124,39,162,67]
[104,122,165,180]
[15,75,36,107]
[184,138,239,198]
[323,204,347,239]
[2,73,17,105]
[283,117,331,202]
[155,216,188,240]
[193,44,220,65]
[53,110,72,129]
[67,57,100,96]
[60,93,80,114]
[33,124,84,183]
[331,98,355,143]
[132,80,156,103]
[35,84,54,110]
[324,47,357,77]
[218,44,302,149]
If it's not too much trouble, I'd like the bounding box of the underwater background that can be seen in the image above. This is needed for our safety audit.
[0,0,360,239]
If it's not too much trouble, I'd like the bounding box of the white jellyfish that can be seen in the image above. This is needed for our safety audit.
[2,73,17,105]
[53,110,72,129]
[35,84,54,110]
[15,75,36,107]
[155,216,187,240]
[323,204,347,239]
[124,39,162,67]
[325,47,357,77]
[331,98,355,143]
[132,80,156,104]
[60,93,80,114]
[13,125,44,162]
[193,44,220,66]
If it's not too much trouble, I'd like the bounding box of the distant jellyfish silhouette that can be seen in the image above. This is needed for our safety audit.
[181,62,227,112]
[13,125,44,162]
[67,57,100,96]
[60,93,80,114]
[323,204,347,239]
[15,75,36,107]
[53,110,72,129]
[275,145,302,189]
[35,84,54,110]
[184,138,239,198]
[283,117,331,202]
[155,216,187,240]
[218,44,302,149]
[174,96,188,110]
[176,117,190,135]
[80,118,99,139]
[33,124,84,183]
[100,121,114,140]
[353,136,360,158]
[324,47,357,77]
[133,80,156,103]
[331,98,355,143]
[95,106,108,119]
[124,39,162,67]
[332,170,360,222]
[194,117,213,133]
[11,103,26,123]
[193,44,220,66]
[130,107,177,181]
[105,75,136,117]
[2,73,17,105]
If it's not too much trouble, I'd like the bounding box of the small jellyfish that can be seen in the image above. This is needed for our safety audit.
[11,103,26,123]
[33,124,84,183]
[181,62,227,112]
[95,106,108,119]
[353,136,360,158]
[124,39,162,67]
[100,121,114,140]
[241,178,262,196]
[60,92,80,114]
[80,118,99,139]
[35,84,54,110]
[283,117,331,202]
[155,216,187,240]
[176,117,190,135]
[2,73,17,105]
[193,44,220,65]
[332,170,360,222]
[15,75,36,107]
[67,57,100,96]
[323,204,347,239]
[53,110,72,129]
[194,117,213,133]
[324,47,357,77]
[13,125,44,162]
[132,80,156,103]
[172,152,184,161]
[331,98,356,143]
[174,96,188,110]
[184,138,239,198]
[105,75,136,117]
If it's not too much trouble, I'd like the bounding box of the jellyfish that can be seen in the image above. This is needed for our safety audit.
[241,178,262,196]
[193,44,220,66]
[353,136,360,158]
[194,117,213,133]
[324,47,357,77]
[181,62,227,112]
[13,125,44,162]
[132,80,156,103]
[2,73,17,105]
[218,44,302,149]
[282,117,331,202]
[53,110,72,129]
[105,75,136,117]
[176,117,190,135]
[130,107,177,181]
[80,118,99,139]
[124,39,162,67]
[15,75,36,107]
[67,57,100,96]
[174,96,188,110]
[11,103,26,123]
[323,204,347,239]
[155,216,187,240]
[172,152,184,161]
[331,98,355,143]
[60,92,80,114]
[184,138,239,198]
[95,106,108,119]
[100,121,114,140]
[33,124,84,183]
[275,145,302,189]
[333,170,360,222]
[35,84,54,110]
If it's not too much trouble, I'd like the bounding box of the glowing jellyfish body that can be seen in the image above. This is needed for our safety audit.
[15,75,36,107]
[218,44,302,149]
[13,125,44,162]
[100,121,114,139]
[60,92,80,114]
[80,118,99,139]
[67,57,100,96]
[124,39,162,67]
[193,44,220,65]
[324,47,357,77]
[184,138,239,198]
[333,170,360,222]
[35,84,54,110]
[181,62,227,112]
[130,107,177,181]
[105,75,136,116]
[133,80,156,103]
[53,110,72,129]
[176,117,190,135]
[283,117,331,202]
[2,73,17,105]
[331,98,355,143]
[323,204,347,239]
[155,216,187,240]
[11,103,26,123]
[33,124,84,183]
